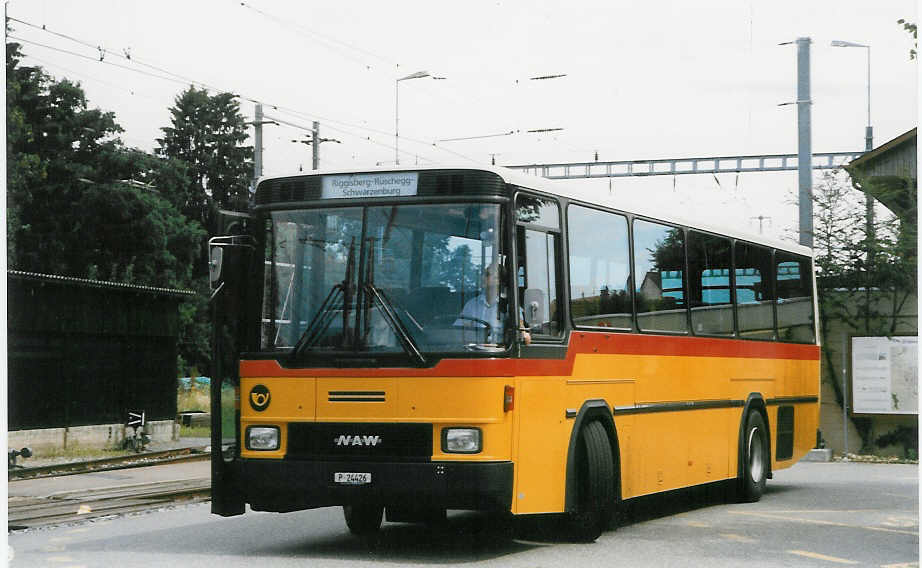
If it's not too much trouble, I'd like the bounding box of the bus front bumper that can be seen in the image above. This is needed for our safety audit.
[239,459,514,513]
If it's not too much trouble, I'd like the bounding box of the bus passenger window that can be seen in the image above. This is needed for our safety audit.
[515,193,562,338]
[519,229,562,337]
[567,205,632,330]
[735,243,775,340]
[687,231,732,335]
[775,253,815,343]
[633,220,687,333]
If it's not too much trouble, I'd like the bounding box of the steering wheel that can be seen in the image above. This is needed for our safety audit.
[453,315,492,343]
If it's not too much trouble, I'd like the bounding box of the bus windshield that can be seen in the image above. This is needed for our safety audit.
[262,202,509,358]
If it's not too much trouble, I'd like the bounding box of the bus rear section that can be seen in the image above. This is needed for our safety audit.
[236,364,515,522]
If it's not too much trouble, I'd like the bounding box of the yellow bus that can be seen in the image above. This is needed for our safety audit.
[209,165,819,541]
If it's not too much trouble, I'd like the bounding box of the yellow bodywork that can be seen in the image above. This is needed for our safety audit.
[240,349,819,515]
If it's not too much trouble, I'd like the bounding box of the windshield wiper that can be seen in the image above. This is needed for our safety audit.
[364,283,426,366]
[290,239,356,357]
[359,236,426,366]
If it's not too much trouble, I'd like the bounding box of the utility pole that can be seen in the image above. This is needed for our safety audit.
[249,103,278,180]
[796,37,813,249]
[750,215,772,234]
[292,121,341,170]
[312,122,320,171]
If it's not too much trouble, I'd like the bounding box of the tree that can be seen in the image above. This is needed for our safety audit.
[6,41,209,375]
[897,19,917,60]
[155,86,253,231]
[811,170,917,448]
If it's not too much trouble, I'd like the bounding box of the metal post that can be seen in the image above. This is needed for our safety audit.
[312,121,320,170]
[842,334,849,459]
[796,37,813,248]
[395,81,400,166]
[863,46,875,275]
[865,46,873,152]
[254,103,264,180]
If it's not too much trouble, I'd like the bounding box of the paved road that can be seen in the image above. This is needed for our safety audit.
[9,461,918,567]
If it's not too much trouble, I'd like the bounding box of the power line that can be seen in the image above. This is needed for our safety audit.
[9,36,200,88]
[237,2,397,71]
[9,16,483,165]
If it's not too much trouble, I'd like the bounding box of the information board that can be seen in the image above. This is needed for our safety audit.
[851,336,918,414]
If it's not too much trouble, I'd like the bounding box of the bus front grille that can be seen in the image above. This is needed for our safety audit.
[287,422,432,462]
[328,391,386,402]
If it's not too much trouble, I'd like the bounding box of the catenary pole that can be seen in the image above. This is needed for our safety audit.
[796,37,813,248]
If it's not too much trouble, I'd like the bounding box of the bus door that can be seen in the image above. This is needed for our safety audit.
[209,211,256,516]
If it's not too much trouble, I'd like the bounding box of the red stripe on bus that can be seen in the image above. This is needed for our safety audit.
[239,333,819,378]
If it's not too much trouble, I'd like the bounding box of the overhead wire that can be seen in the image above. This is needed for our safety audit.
[8,18,483,166]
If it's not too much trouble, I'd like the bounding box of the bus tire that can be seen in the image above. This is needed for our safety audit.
[739,411,768,502]
[568,420,615,542]
[343,504,384,535]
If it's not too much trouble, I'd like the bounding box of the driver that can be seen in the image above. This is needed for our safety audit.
[455,263,530,345]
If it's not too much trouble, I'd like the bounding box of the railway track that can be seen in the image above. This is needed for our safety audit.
[9,448,210,481]
[9,448,213,529]
[9,477,211,529]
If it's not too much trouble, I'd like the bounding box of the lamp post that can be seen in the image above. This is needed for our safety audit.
[395,70,431,166]
[831,40,872,151]
[831,40,875,271]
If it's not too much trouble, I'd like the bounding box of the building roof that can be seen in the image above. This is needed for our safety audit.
[848,128,917,170]
[7,270,196,297]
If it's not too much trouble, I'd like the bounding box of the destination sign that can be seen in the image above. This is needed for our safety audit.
[321,172,418,199]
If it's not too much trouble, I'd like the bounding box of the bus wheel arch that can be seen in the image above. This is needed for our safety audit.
[737,394,771,502]
[563,400,621,540]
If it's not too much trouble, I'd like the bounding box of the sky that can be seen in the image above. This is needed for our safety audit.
[6,0,918,242]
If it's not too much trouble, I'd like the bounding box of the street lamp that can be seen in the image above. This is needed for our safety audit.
[395,70,440,166]
[831,40,872,151]
[831,39,875,263]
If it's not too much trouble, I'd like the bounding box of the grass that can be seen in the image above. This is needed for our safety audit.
[180,425,211,438]
[30,444,135,462]
[177,386,210,413]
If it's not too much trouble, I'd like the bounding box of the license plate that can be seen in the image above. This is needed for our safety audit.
[334,472,372,485]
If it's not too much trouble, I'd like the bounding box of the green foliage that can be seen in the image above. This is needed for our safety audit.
[897,19,917,60]
[155,86,254,231]
[6,41,205,289]
[155,87,256,377]
[875,426,918,459]
[812,170,917,448]
[6,41,211,377]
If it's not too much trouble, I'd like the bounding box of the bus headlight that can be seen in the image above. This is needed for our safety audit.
[246,426,280,451]
[442,428,482,453]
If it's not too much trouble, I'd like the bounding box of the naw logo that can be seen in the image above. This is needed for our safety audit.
[334,434,382,447]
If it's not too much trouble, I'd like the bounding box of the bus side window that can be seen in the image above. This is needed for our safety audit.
[687,231,733,336]
[632,219,688,334]
[515,193,563,338]
[775,252,815,343]
[735,242,775,340]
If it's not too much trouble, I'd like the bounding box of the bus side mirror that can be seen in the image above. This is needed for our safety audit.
[208,236,255,297]
[523,288,545,327]
[209,246,225,290]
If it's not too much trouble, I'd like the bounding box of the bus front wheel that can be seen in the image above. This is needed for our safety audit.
[739,411,768,502]
[343,504,384,535]
[568,420,615,542]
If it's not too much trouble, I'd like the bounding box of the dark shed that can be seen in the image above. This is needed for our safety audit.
[7,271,195,431]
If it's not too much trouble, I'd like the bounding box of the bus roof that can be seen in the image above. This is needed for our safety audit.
[258,164,813,258]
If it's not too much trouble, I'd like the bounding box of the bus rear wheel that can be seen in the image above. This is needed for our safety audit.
[739,411,768,502]
[568,420,615,542]
[343,504,384,535]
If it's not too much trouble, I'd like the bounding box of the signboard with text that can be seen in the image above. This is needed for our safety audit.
[851,336,918,414]
[321,172,419,199]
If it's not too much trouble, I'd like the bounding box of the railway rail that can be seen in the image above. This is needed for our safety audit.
[9,477,211,529]
[9,448,209,481]
[9,448,213,530]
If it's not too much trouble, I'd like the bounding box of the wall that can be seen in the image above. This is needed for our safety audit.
[819,289,918,457]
